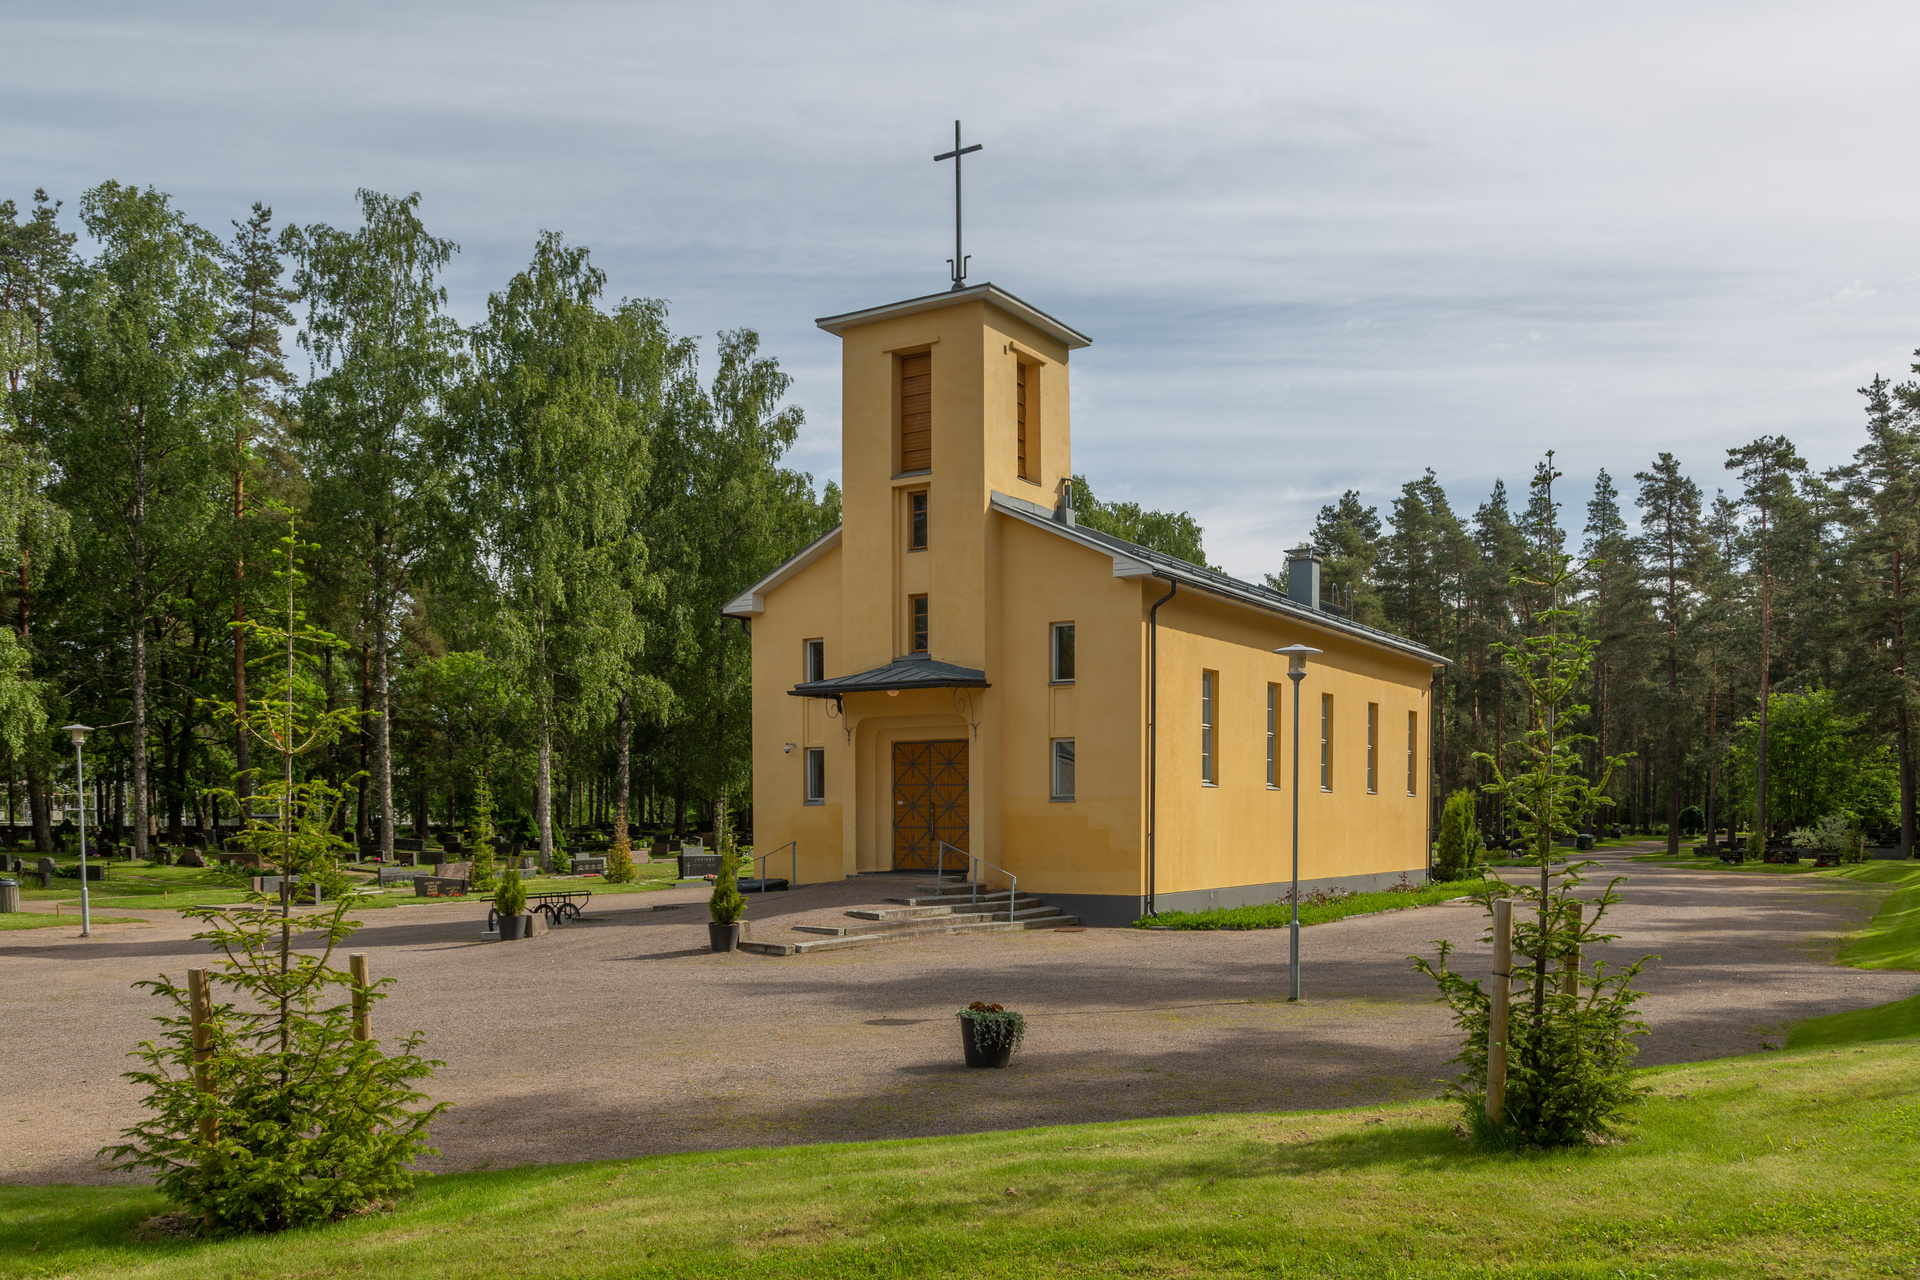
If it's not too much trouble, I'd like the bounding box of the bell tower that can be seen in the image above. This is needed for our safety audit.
[816,283,1092,676]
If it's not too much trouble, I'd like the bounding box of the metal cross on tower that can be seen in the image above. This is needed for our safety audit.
[934,120,982,291]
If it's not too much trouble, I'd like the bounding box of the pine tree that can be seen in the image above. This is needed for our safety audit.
[1634,454,1705,854]
[1726,436,1809,838]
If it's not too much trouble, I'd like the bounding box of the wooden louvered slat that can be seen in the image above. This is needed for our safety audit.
[900,352,931,472]
[1016,362,1029,479]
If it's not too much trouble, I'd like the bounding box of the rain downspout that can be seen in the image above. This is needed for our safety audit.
[1146,573,1178,916]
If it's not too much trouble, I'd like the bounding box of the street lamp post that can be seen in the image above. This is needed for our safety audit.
[1274,646,1320,1001]
[63,724,93,939]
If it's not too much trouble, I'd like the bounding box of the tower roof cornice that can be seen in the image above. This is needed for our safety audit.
[815,283,1092,350]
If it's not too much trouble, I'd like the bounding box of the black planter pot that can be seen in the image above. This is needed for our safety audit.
[498,913,531,941]
[959,1015,1013,1068]
[709,921,741,953]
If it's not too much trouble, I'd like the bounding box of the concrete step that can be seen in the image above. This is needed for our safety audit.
[861,896,1041,918]
[884,893,1042,910]
[793,905,1063,937]
[740,912,1080,957]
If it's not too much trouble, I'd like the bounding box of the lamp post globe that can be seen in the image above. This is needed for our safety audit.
[61,724,93,939]
[1271,647,1320,1001]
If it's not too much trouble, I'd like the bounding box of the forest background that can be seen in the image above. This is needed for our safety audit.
[3,181,1918,861]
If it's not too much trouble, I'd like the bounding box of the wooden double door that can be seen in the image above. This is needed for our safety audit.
[892,740,969,872]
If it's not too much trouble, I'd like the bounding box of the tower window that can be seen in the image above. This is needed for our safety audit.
[910,595,929,653]
[804,639,824,683]
[900,351,931,473]
[1016,361,1031,481]
[805,748,825,803]
[909,491,928,550]
[1051,622,1075,683]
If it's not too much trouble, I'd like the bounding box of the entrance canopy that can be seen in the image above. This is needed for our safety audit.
[789,654,990,700]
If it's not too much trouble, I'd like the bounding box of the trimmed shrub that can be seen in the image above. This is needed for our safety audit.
[1433,789,1479,881]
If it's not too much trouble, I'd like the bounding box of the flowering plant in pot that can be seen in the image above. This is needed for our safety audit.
[494,868,530,940]
[957,1001,1025,1068]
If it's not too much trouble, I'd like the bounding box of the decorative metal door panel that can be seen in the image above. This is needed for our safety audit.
[892,740,969,872]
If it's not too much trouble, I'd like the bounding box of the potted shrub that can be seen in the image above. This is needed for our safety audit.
[494,867,530,941]
[957,1001,1025,1068]
[708,851,745,952]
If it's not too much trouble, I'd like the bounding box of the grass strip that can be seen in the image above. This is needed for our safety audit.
[0,913,148,930]
[1830,863,1920,969]
[1787,990,1920,1048]
[1137,878,1497,930]
[3,1044,1917,1279]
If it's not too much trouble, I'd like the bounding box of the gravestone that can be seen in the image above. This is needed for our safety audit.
[378,865,423,887]
[414,876,468,898]
[678,851,722,879]
[433,861,473,880]
[570,856,608,875]
[251,875,322,903]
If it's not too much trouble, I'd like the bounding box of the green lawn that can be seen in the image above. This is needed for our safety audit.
[1139,878,1498,930]
[11,857,679,916]
[4,1041,1917,1279]
[0,912,148,930]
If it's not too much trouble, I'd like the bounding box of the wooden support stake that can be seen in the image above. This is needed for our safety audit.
[186,967,218,1147]
[1561,902,1583,997]
[349,952,371,1042]
[1487,898,1512,1127]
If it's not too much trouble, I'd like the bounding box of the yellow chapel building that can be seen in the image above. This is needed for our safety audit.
[723,283,1447,926]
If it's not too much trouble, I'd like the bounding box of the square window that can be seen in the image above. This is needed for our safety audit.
[1052,738,1075,800]
[804,639,824,684]
[910,595,929,653]
[1052,622,1075,682]
[909,491,928,550]
[805,748,825,803]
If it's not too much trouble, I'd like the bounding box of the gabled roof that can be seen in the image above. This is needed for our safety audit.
[989,490,1451,668]
[721,526,842,618]
[789,653,990,698]
[815,283,1092,351]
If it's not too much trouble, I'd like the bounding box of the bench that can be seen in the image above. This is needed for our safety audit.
[486,889,591,933]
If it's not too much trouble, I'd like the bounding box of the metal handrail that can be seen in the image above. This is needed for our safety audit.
[751,840,797,894]
[936,840,1018,923]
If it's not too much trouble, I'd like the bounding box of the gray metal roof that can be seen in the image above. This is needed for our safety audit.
[989,490,1451,668]
[790,653,991,698]
[815,283,1092,351]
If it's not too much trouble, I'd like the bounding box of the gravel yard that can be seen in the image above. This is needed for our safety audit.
[4,845,1913,1185]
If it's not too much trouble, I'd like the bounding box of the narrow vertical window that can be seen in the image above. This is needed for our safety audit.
[900,351,932,472]
[1266,683,1279,788]
[1051,622,1075,682]
[805,748,825,803]
[804,639,824,683]
[910,595,929,653]
[1051,738,1075,800]
[1201,670,1217,784]
[1367,702,1379,794]
[909,491,928,549]
[1320,693,1334,791]
[1407,710,1419,796]
[1016,361,1031,481]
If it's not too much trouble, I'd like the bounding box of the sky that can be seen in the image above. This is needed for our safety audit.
[7,0,1920,579]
